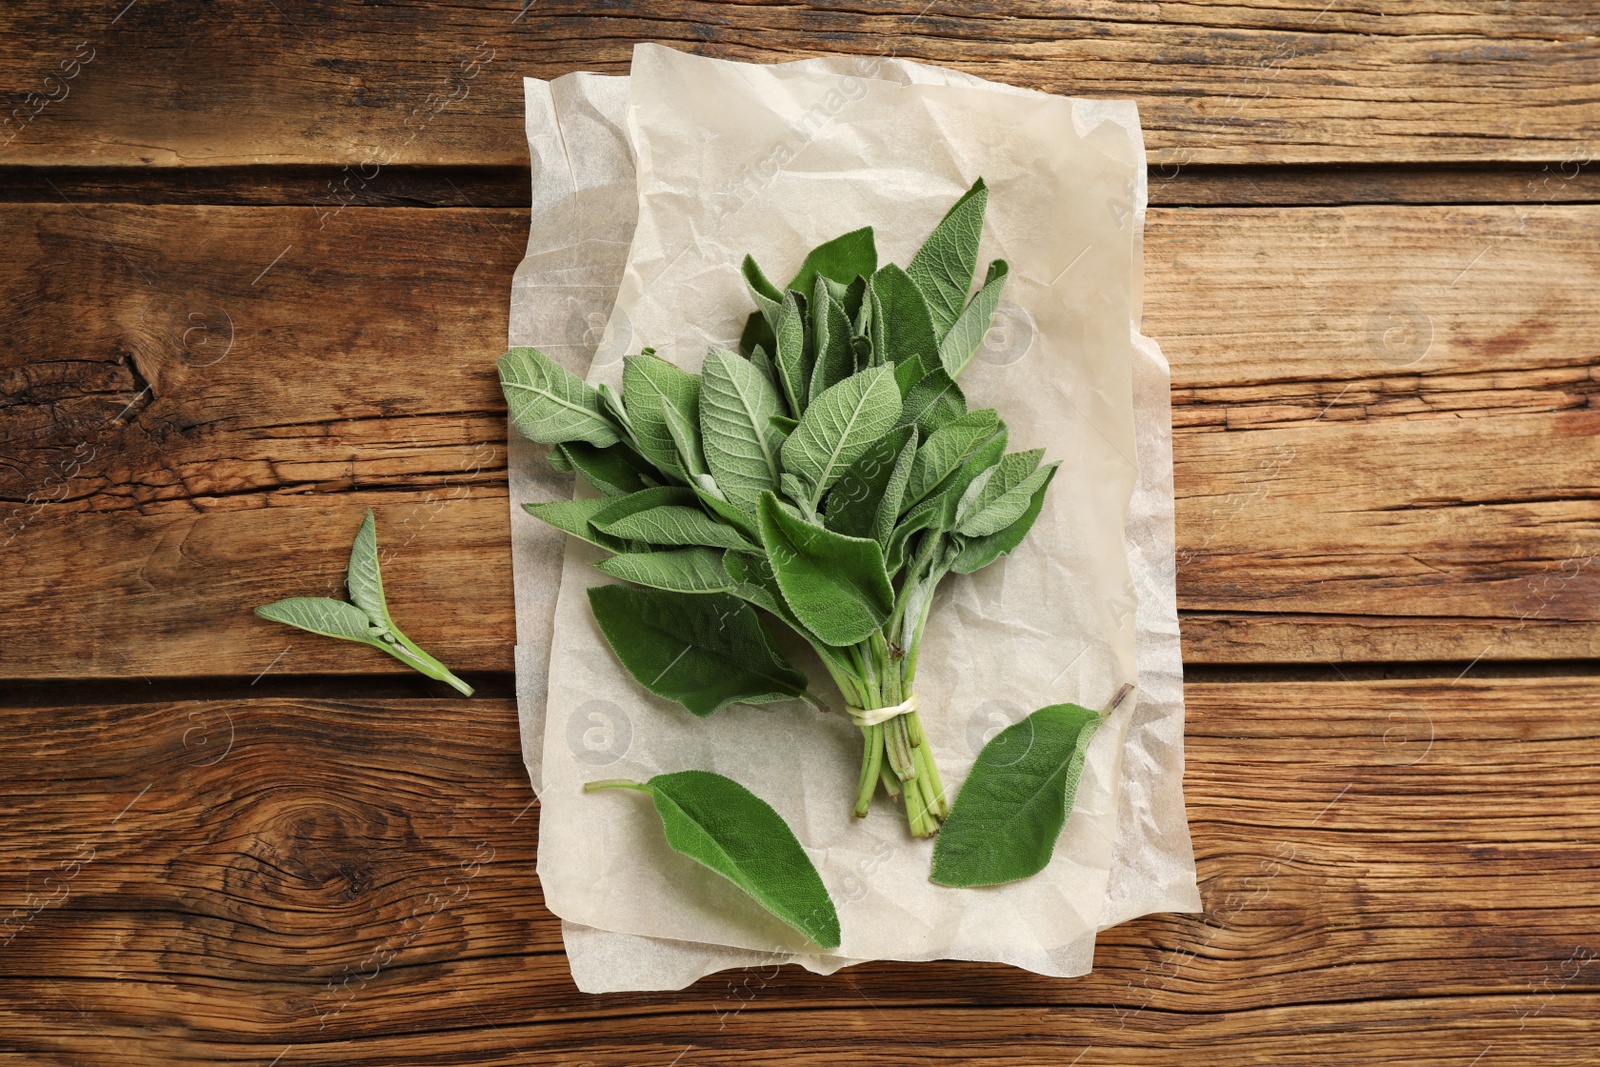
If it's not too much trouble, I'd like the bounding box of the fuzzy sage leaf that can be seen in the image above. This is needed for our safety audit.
[586,586,809,716]
[498,347,621,448]
[586,770,841,948]
[930,701,1104,887]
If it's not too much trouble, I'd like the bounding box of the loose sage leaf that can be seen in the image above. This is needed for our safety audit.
[255,596,382,644]
[868,263,939,375]
[498,347,620,447]
[808,275,855,400]
[950,463,1057,574]
[595,547,736,593]
[773,291,812,415]
[930,702,1102,887]
[896,368,966,436]
[547,444,575,473]
[559,441,659,496]
[586,586,808,716]
[822,425,914,541]
[758,491,894,646]
[700,348,785,513]
[788,226,877,300]
[907,177,987,340]
[592,770,841,949]
[938,259,1008,377]
[622,352,703,480]
[902,409,1000,513]
[779,364,902,508]
[597,504,754,550]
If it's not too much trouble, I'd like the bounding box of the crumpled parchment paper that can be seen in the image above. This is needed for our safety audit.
[506,44,1200,994]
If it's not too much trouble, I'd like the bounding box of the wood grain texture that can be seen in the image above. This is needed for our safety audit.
[7,162,1600,209]
[1,1,1598,169]
[3,678,1596,1063]
[3,201,1596,676]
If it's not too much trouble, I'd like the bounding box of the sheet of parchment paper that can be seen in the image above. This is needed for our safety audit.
[507,44,1200,993]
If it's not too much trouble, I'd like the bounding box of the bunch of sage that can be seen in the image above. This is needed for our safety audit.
[501,178,1058,838]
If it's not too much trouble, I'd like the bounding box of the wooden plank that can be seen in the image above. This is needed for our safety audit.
[3,202,1596,677]
[1,2,1597,169]
[2,678,1596,1062]
[7,162,1600,209]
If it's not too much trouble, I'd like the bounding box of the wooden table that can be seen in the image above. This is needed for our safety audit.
[3,3,1597,1063]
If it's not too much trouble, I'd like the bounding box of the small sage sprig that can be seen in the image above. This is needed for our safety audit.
[254,509,473,696]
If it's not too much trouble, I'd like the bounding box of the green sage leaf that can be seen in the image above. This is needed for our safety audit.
[524,497,632,553]
[779,364,902,508]
[590,770,840,949]
[592,486,698,527]
[930,702,1102,888]
[896,368,966,436]
[955,452,1057,538]
[938,259,1008,377]
[788,226,876,300]
[595,547,736,593]
[930,425,1008,529]
[695,483,760,543]
[808,275,855,400]
[700,348,785,513]
[345,509,388,628]
[586,586,808,716]
[950,463,1057,574]
[558,441,660,496]
[622,352,702,480]
[255,596,382,644]
[742,254,784,323]
[498,346,620,447]
[547,443,576,473]
[823,425,914,542]
[902,409,1001,513]
[773,291,812,416]
[868,263,939,375]
[597,504,754,550]
[758,491,894,646]
[907,177,987,340]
